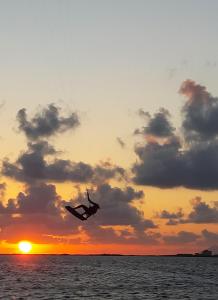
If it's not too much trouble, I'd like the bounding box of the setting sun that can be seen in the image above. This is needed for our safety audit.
[18,241,32,254]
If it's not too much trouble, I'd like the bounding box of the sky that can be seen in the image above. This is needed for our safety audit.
[0,0,218,254]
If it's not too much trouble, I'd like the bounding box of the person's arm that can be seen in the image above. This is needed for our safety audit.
[86,190,97,205]
[86,189,91,201]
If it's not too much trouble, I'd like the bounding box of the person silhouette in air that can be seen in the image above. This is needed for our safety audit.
[72,189,100,220]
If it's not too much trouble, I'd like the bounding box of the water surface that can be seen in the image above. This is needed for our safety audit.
[0,255,217,299]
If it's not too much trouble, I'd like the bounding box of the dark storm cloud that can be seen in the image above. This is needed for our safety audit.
[156,197,218,225]
[0,182,87,243]
[163,231,200,244]
[61,183,159,245]
[156,209,184,225]
[3,102,125,185]
[0,183,59,215]
[135,108,175,139]
[16,183,59,214]
[0,182,6,198]
[2,157,124,184]
[2,141,125,184]
[161,229,218,249]
[180,79,218,142]
[2,155,92,183]
[158,209,184,219]
[132,137,185,188]
[65,187,157,245]
[165,219,179,225]
[116,137,126,148]
[0,182,158,245]
[81,224,160,245]
[93,163,125,184]
[0,182,75,243]
[201,229,218,243]
[0,183,16,214]
[185,197,218,223]
[27,141,57,155]
[17,104,80,140]
[65,183,156,230]
[133,80,218,190]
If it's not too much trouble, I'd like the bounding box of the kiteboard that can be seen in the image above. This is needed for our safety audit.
[65,206,87,221]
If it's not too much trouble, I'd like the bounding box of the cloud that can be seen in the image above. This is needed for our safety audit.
[157,209,184,219]
[165,219,179,226]
[137,109,150,119]
[0,182,59,215]
[0,182,158,245]
[116,137,126,148]
[16,183,60,215]
[185,197,218,223]
[163,231,200,244]
[27,140,58,155]
[132,137,184,188]
[134,108,175,139]
[67,184,159,245]
[200,229,218,254]
[156,209,184,225]
[64,183,156,229]
[81,224,160,245]
[156,197,218,225]
[0,182,78,242]
[3,104,126,186]
[17,104,80,140]
[2,142,125,184]
[201,229,218,242]
[0,182,6,198]
[161,229,218,250]
[180,79,218,142]
[132,80,218,190]
[92,162,125,184]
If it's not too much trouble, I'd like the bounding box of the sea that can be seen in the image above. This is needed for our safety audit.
[0,255,217,299]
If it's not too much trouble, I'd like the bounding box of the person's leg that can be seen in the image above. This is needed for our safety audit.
[84,214,90,219]
[75,205,91,217]
[74,204,87,210]
[82,213,89,219]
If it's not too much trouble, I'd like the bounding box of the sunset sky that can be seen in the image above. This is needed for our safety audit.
[0,0,218,255]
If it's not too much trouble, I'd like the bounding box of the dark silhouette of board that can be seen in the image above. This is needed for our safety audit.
[65,206,86,221]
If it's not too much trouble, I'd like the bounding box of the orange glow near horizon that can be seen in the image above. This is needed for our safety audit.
[0,239,211,256]
[18,241,32,254]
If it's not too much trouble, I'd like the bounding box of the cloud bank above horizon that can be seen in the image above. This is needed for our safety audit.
[0,80,218,253]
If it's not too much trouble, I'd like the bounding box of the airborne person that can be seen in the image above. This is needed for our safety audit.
[65,189,100,220]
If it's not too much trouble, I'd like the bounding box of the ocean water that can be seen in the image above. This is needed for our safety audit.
[0,255,217,299]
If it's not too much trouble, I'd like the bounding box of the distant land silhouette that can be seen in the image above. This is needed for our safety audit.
[2,249,218,257]
[176,249,218,257]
